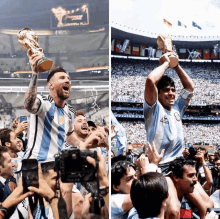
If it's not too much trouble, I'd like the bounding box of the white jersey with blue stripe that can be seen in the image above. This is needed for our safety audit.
[143,93,187,164]
[111,194,129,219]
[127,207,159,219]
[24,94,75,163]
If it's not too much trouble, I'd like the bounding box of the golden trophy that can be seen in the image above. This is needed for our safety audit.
[157,34,178,68]
[17,28,53,72]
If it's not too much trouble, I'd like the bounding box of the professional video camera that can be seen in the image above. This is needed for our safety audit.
[54,146,98,182]
[187,147,198,160]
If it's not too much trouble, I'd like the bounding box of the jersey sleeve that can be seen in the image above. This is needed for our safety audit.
[34,94,49,115]
[111,194,128,218]
[143,99,160,120]
[175,89,193,118]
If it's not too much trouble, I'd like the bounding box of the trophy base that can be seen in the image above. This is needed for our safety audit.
[168,55,178,68]
[37,57,53,72]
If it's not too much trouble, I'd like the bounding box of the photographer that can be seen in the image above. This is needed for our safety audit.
[185,147,212,194]
[126,144,138,163]
[86,151,109,214]
[211,157,220,193]
[194,147,213,194]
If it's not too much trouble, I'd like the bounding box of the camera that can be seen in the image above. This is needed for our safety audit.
[54,146,98,182]
[187,147,198,160]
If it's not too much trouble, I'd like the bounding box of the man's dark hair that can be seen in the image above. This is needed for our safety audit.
[214,157,220,163]
[168,156,195,178]
[0,147,8,167]
[157,75,175,93]
[75,110,85,117]
[47,67,66,83]
[131,172,168,218]
[41,161,56,175]
[0,128,11,146]
[111,160,137,194]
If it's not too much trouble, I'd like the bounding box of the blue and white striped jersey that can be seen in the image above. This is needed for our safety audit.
[111,194,129,219]
[144,94,187,164]
[127,207,159,219]
[24,94,75,163]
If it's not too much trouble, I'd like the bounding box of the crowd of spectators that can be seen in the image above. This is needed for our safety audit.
[111,58,220,104]
[113,120,220,146]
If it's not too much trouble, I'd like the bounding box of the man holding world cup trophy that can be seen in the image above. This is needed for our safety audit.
[144,35,214,219]
[144,34,194,173]
[18,28,107,163]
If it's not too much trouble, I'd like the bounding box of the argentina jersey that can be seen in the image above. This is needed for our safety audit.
[144,95,187,164]
[111,194,129,219]
[24,94,75,163]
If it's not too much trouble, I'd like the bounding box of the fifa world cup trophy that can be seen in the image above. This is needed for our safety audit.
[157,34,178,68]
[17,28,53,72]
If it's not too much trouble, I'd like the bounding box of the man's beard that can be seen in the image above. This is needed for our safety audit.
[57,90,69,100]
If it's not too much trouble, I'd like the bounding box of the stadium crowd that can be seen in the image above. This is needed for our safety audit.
[114,121,220,146]
[111,58,220,104]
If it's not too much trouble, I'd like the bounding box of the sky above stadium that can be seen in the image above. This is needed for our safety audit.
[111,0,220,37]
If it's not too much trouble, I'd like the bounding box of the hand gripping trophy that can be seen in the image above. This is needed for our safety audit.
[157,34,178,68]
[17,28,53,72]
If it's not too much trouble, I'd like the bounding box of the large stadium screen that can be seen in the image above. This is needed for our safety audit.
[51,4,89,28]
[203,49,210,59]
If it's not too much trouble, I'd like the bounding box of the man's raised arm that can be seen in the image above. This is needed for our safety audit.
[145,53,170,106]
[173,64,194,106]
[24,50,43,114]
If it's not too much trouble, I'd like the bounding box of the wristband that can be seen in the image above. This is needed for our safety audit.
[173,63,179,68]
[0,205,8,217]
[99,186,109,196]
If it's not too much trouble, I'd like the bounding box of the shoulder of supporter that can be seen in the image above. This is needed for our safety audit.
[210,190,220,208]
[111,194,128,217]
[127,207,140,219]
